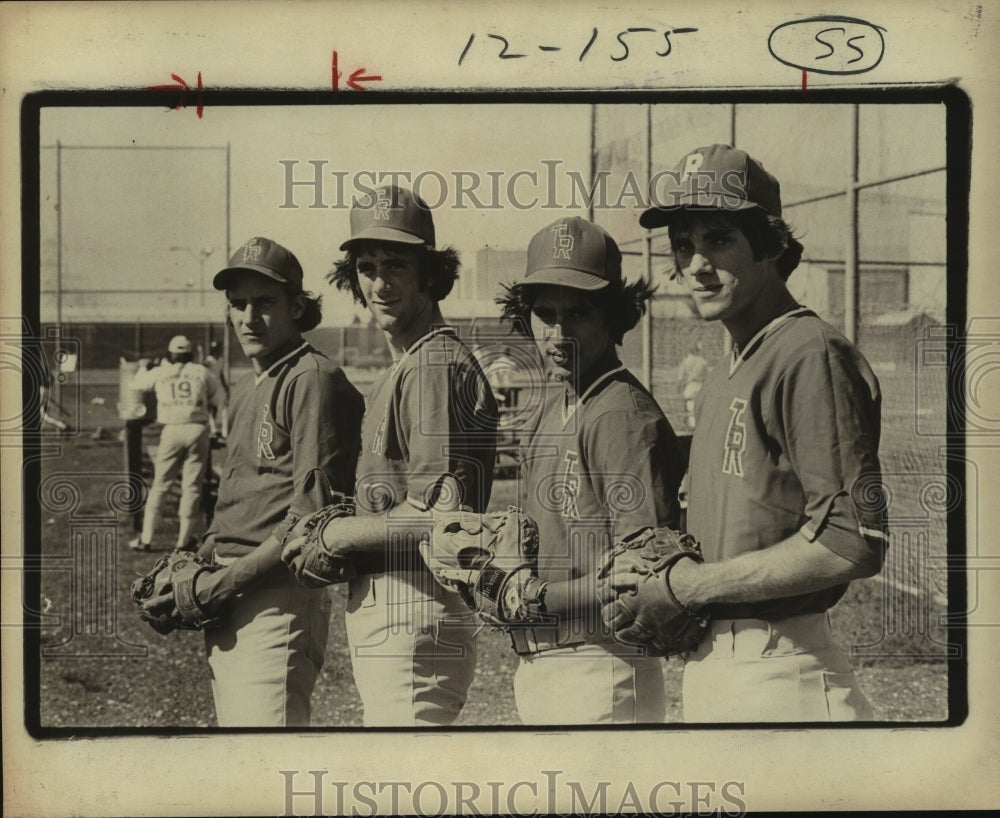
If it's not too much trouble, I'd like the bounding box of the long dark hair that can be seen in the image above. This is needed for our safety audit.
[495,277,657,345]
[296,291,323,332]
[327,243,461,306]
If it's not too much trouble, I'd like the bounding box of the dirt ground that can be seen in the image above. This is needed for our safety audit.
[28,430,952,731]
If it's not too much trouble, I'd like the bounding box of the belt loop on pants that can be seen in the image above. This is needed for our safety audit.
[703,613,832,659]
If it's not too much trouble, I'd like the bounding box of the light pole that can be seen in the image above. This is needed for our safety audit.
[170,246,214,306]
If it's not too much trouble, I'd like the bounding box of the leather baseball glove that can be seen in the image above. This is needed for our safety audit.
[130,550,224,635]
[279,496,357,588]
[596,526,709,657]
[419,507,547,627]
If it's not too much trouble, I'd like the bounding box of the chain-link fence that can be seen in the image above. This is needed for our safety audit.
[591,101,953,660]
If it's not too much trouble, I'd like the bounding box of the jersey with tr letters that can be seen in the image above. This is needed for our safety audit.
[354,327,498,518]
[205,342,363,557]
[521,366,683,581]
[519,365,683,647]
[686,308,888,620]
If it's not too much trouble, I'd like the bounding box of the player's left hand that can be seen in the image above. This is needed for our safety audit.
[436,565,551,628]
[596,527,710,657]
[280,499,357,588]
[419,507,547,627]
[130,550,227,635]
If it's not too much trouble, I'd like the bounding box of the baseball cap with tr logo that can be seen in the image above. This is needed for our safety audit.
[213,236,304,292]
[520,216,622,291]
[640,144,782,229]
[340,185,436,250]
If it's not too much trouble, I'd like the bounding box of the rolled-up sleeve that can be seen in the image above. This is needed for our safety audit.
[783,341,888,572]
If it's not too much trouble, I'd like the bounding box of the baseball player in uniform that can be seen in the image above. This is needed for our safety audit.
[178,236,363,727]
[677,341,709,430]
[202,339,230,436]
[130,335,223,552]
[638,144,888,721]
[494,216,684,724]
[286,185,498,726]
[39,371,72,435]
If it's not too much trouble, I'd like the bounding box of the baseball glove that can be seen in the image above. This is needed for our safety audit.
[419,507,545,627]
[130,549,224,635]
[279,497,357,588]
[596,526,709,657]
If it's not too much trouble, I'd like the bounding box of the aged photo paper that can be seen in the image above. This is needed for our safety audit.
[2,1,998,815]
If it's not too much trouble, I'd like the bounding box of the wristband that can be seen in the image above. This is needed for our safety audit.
[499,570,547,623]
[522,576,549,616]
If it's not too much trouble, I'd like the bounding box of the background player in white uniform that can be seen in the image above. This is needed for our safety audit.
[39,370,72,435]
[171,237,363,726]
[495,216,684,724]
[677,340,708,430]
[130,335,222,552]
[638,144,888,721]
[289,185,498,726]
[202,339,229,436]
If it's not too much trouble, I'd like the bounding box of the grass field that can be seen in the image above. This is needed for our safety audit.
[28,365,954,729]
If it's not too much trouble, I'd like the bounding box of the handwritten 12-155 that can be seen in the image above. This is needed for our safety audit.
[459,27,698,64]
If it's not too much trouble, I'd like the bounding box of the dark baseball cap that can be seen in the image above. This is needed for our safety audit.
[521,217,622,291]
[640,144,782,229]
[340,185,436,250]
[213,237,304,291]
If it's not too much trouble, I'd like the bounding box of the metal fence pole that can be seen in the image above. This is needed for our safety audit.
[845,104,860,344]
[642,103,654,394]
[54,140,63,409]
